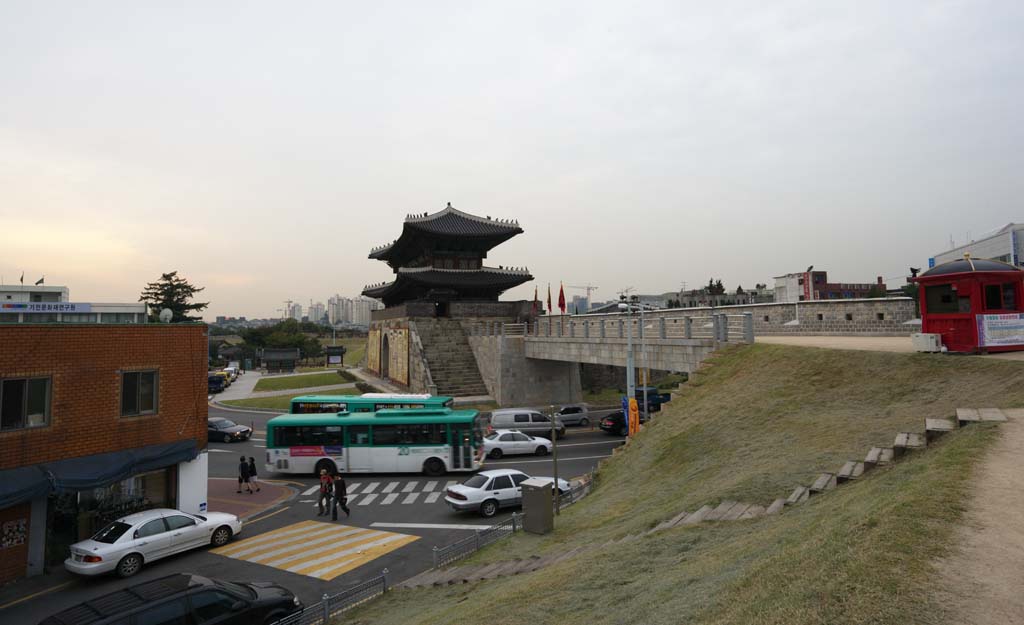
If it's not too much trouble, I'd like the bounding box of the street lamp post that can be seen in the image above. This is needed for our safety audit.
[636,296,648,422]
[619,297,636,416]
[550,404,560,517]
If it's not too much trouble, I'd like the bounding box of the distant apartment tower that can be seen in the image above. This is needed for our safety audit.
[570,295,589,314]
[308,301,326,324]
[931,223,1024,268]
[288,302,302,320]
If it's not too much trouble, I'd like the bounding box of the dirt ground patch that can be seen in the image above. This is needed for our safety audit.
[934,412,1024,625]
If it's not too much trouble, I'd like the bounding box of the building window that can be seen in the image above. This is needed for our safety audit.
[61,313,97,323]
[1,377,51,431]
[925,284,959,314]
[1003,283,1018,310]
[816,314,824,321]
[0,313,18,323]
[763,315,769,322]
[122,371,158,416]
[877,313,885,321]
[985,284,1002,310]
[845,313,854,321]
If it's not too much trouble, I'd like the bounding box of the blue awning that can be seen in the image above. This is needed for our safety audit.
[0,440,200,506]
[0,465,51,510]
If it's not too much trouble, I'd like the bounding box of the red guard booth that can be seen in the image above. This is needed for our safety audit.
[914,255,1024,353]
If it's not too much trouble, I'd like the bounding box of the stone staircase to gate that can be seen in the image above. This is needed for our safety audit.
[413,319,489,397]
[396,407,1014,590]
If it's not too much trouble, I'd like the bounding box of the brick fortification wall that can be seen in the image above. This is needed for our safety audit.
[0,324,209,471]
[643,298,917,337]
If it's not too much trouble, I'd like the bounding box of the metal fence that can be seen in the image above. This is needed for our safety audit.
[271,570,389,625]
[474,312,756,344]
[431,475,593,569]
[432,513,521,568]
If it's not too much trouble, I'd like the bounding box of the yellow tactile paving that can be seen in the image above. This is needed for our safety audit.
[212,520,419,580]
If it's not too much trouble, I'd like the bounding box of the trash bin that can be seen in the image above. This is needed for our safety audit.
[521,478,553,535]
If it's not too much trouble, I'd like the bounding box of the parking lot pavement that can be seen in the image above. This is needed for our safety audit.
[5,427,621,623]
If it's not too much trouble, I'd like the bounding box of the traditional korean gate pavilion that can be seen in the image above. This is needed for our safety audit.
[913,255,1024,353]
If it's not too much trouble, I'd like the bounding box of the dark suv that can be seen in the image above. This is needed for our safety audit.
[39,574,302,625]
[599,410,649,436]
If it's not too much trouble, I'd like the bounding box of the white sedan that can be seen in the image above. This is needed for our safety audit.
[65,508,242,578]
[445,468,571,517]
[484,429,553,458]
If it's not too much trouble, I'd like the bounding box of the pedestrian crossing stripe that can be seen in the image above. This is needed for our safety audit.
[212,520,418,580]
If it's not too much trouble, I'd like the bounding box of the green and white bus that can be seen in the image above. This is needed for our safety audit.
[289,393,454,414]
[264,408,485,477]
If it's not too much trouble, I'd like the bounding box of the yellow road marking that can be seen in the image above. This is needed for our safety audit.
[0,581,74,610]
[211,521,418,580]
[245,506,291,525]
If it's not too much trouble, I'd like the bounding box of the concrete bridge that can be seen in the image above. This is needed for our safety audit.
[463,311,755,405]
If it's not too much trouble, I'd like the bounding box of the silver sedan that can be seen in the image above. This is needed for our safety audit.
[65,508,242,578]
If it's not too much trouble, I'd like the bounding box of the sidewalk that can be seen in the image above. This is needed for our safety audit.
[215,371,263,401]
[244,382,356,399]
[207,477,295,520]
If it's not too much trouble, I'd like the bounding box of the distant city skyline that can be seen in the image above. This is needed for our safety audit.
[3,2,1022,319]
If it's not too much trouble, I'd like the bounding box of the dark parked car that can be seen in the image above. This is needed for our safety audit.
[208,375,226,394]
[208,417,252,443]
[554,405,591,426]
[599,410,649,436]
[39,573,301,625]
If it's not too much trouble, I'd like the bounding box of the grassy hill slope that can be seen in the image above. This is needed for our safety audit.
[346,344,1024,625]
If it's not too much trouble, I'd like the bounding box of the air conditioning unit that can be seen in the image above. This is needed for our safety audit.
[912,333,943,353]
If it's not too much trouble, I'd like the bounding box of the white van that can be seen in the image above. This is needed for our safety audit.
[489,409,566,439]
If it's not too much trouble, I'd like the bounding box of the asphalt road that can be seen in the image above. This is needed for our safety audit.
[7,404,622,624]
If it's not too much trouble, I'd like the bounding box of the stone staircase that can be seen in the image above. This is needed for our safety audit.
[393,407,1015,591]
[413,319,489,397]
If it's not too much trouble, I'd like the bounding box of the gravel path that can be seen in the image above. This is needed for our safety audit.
[936,410,1024,624]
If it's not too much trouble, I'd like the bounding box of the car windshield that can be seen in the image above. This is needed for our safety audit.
[91,521,132,544]
[213,419,236,429]
[463,475,489,489]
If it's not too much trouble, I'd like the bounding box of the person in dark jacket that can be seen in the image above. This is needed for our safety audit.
[317,469,333,516]
[248,457,261,492]
[331,473,350,520]
[237,456,253,494]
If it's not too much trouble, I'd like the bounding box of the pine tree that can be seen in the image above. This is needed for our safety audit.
[139,271,209,322]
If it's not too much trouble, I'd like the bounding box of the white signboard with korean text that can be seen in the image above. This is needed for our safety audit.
[0,302,92,313]
[976,313,1024,347]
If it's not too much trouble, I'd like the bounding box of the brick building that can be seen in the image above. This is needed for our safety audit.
[0,324,208,584]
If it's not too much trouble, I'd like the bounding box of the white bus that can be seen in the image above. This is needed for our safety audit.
[264,408,486,477]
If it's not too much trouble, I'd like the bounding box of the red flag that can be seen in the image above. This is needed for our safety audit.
[558,283,566,314]
[547,283,552,314]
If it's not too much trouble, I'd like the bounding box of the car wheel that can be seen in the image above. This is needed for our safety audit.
[314,459,337,477]
[489,449,503,459]
[579,417,589,427]
[211,525,233,547]
[619,426,628,437]
[480,499,499,518]
[116,553,143,578]
[535,446,548,456]
[222,434,232,443]
[423,458,445,477]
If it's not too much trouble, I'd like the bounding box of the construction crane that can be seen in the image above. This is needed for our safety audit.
[566,284,599,313]
[282,299,294,320]
[567,284,599,300]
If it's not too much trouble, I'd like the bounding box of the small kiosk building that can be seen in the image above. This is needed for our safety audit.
[913,255,1024,353]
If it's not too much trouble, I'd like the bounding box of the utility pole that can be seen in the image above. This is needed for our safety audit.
[550,404,560,517]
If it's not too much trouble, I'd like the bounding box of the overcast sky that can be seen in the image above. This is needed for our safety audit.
[2,1,1022,319]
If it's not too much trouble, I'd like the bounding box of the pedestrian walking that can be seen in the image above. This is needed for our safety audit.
[316,468,333,516]
[331,473,350,520]
[248,457,261,492]
[237,456,253,494]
